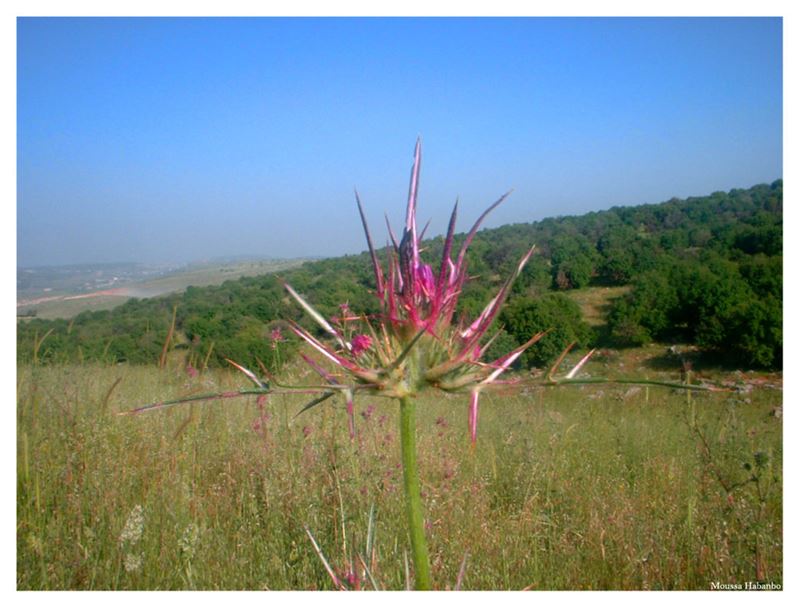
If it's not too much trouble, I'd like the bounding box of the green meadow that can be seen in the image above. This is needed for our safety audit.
[17,357,782,590]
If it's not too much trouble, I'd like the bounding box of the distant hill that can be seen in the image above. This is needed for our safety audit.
[17,258,309,320]
[18,180,782,370]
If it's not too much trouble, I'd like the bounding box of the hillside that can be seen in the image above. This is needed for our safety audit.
[17,180,782,370]
[17,258,309,320]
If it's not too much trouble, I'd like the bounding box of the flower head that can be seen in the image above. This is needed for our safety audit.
[350,334,372,357]
[270,327,285,349]
[119,505,145,545]
[285,140,544,442]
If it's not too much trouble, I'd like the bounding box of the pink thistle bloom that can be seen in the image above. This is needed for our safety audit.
[350,334,372,357]
[342,570,359,589]
[270,327,285,349]
[186,363,198,378]
[284,140,545,443]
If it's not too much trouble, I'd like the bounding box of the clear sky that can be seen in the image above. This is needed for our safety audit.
[17,17,782,267]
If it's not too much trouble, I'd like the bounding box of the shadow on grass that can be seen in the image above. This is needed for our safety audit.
[642,348,769,375]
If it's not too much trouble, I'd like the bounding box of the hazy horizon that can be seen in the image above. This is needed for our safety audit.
[16,174,782,271]
[17,17,782,267]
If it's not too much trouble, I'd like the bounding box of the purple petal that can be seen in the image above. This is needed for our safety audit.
[417,263,436,298]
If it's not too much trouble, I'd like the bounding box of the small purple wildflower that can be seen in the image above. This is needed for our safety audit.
[343,571,359,588]
[270,327,285,349]
[361,404,376,421]
[350,334,372,357]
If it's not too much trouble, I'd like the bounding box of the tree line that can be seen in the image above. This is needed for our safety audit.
[18,179,782,370]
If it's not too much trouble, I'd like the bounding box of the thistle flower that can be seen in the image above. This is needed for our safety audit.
[123,140,718,591]
[285,138,543,443]
[270,327,285,349]
[350,334,372,357]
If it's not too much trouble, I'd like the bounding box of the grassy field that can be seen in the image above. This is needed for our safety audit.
[564,285,631,329]
[16,352,782,591]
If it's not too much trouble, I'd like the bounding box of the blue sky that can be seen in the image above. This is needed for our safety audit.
[17,17,782,267]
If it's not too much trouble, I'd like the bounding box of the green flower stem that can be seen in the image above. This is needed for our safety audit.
[399,394,432,590]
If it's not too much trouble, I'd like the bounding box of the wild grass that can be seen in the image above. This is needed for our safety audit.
[17,361,782,590]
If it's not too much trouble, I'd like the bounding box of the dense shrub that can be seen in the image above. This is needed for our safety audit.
[500,294,592,368]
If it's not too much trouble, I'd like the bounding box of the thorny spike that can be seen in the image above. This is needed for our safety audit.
[294,392,337,418]
[548,342,576,381]
[355,189,385,299]
[300,353,339,384]
[385,213,400,252]
[400,139,423,298]
[119,388,272,416]
[284,282,346,348]
[482,331,548,385]
[405,138,422,236]
[225,358,269,389]
[418,218,432,242]
[453,190,513,292]
[433,199,459,321]
[565,348,596,379]
[288,322,381,383]
[455,245,537,362]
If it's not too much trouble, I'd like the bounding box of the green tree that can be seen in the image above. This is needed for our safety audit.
[500,294,591,368]
[549,234,598,290]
